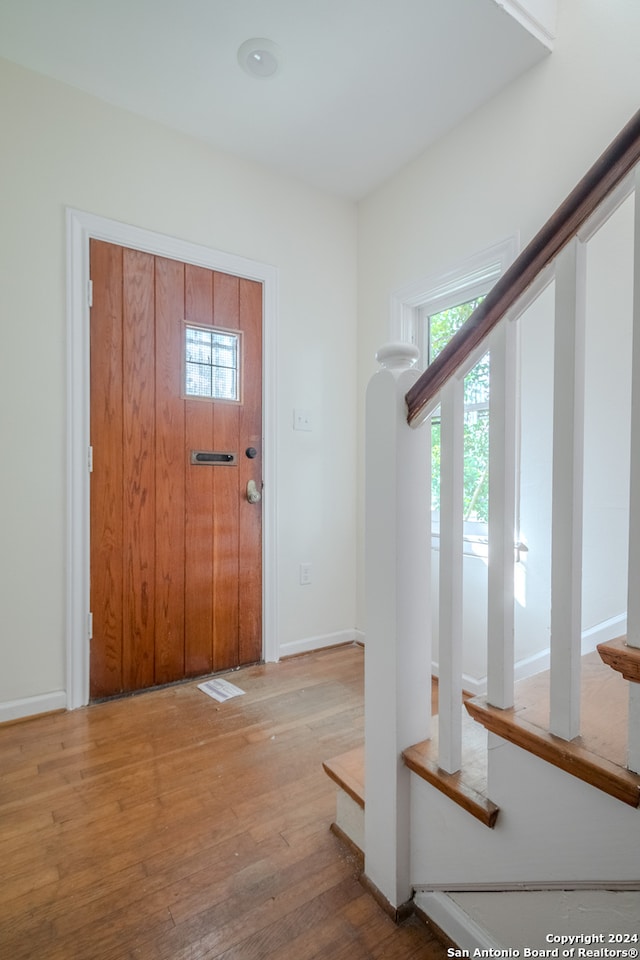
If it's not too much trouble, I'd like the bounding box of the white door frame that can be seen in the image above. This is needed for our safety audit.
[66,208,279,708]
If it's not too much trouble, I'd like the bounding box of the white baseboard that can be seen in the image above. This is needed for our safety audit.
[414,891,503,951]
[581,613,627,654]
[0,690,67,724]
[430,663,486,697]
[278,629,363,659]
[431,613,628,695]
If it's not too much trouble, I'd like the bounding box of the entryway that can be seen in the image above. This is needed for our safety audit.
[66,209,279,708]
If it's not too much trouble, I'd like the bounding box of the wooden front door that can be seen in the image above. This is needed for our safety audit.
[89,240,263,698]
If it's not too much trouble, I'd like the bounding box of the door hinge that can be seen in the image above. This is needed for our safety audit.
[88,446,93,473]
[88,612,93,640]
[88,279,93,308]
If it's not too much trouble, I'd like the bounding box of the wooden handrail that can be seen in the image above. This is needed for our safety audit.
[405,109,640,426]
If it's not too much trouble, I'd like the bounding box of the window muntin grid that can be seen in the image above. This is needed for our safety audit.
[184,325,240,402]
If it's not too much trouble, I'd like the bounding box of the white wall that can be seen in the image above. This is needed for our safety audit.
[357,0,640,668]
[582,196,634,629]
[0,58,358,712]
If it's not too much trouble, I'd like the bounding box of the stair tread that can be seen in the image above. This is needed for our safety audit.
[323,745,365,809]
[466,697,640,807]
[511,647,629,768]
[324,651,640,831]
[322,678,439,810]
[597,635,640,684]
[462,647,640,808]
[403,712,499,828]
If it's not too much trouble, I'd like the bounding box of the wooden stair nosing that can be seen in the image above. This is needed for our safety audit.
[402,740,499,828]
[323,740,500,830]
[322,745,365,809]
[598,636,640,684]
[465,696,640,808]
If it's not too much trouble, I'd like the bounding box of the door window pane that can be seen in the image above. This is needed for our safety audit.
[185,326,240,401]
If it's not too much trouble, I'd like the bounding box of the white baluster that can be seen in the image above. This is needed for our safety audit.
[487,319,517,709]
[550,238,587,741]
[625,169,640,769]
[438,375,464,773]
[627,170,640,652]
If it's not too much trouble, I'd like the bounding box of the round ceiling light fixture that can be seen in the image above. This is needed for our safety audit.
[237,38,280,78]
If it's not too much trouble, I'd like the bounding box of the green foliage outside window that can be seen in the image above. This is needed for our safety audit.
[429,297,490,523]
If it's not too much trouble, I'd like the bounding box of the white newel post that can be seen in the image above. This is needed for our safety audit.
[364,342,431,910]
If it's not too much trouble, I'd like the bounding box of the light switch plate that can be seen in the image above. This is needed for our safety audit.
[293,409,312,431]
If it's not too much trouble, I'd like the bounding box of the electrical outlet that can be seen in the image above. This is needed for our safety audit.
[299,562,312,585]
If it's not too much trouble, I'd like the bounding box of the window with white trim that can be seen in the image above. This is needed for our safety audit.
[425,296,489,529]
[396,238,518,554]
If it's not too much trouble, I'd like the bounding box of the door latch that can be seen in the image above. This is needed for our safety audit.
[246,479,262,504]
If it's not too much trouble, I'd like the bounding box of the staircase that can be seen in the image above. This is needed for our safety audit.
[325,111,640,946]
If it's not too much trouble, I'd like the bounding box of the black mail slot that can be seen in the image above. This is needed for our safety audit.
[190,451,237,465]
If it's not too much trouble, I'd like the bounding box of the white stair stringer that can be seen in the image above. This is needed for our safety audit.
[408,736,640,889]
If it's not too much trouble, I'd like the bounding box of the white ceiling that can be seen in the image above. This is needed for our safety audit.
[0,0,551,199]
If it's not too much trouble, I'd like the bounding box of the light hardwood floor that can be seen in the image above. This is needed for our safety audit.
[0,644,447,960]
